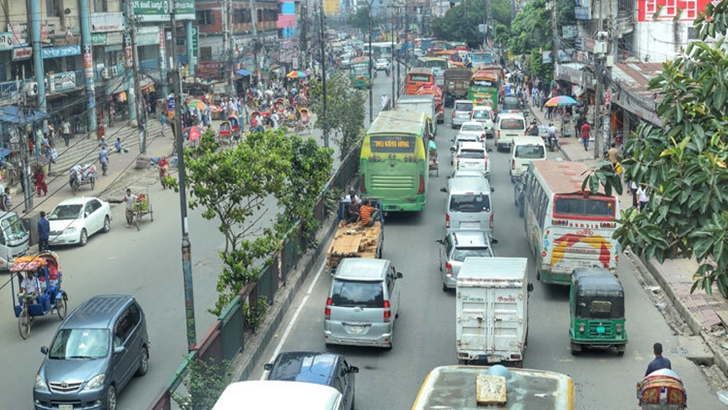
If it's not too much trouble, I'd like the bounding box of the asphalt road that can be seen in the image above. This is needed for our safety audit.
[247,91,723,409]
[0,68,403,409]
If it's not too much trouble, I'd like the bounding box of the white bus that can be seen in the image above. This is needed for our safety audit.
[364,42,394,60]
[520,160,620,285]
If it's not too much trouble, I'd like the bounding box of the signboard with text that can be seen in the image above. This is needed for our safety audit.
[49,72,77,92]
[133,0,195,22]
[0,32,12,50]
[91,12,124,32]
[42,45,81,59]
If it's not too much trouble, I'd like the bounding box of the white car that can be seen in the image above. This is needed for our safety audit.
[458,121,487,142]
[375,58,389,71]
[454,141,491,179]
[48,197,111,246]
[470,106,495,138]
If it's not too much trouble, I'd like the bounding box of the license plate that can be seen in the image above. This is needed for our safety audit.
[59,405,73,410]
[462,222,479,229]
[348,326,365,334]
[596,326,606,334]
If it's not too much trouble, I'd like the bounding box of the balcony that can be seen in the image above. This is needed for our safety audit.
[614,12,634,36]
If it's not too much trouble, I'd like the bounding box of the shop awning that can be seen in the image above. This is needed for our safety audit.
[235,68,251,76]
[0,106,48,124]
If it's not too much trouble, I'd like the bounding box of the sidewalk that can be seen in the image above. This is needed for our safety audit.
[528,104,728,376]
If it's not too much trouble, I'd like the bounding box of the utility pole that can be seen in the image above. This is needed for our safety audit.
[226,0,234,92]
[248,0,259,78]
[126,0,147,153]
[319,0,329,147]
[593,0,608,159]
[550,0,558,83]
[396,5,401,99]
[368,1,374,123]
[391,4,395,109]
[170,0,197,353]
[16,70,32,213]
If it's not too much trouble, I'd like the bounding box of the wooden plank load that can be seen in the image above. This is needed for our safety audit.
[325,220,383,273]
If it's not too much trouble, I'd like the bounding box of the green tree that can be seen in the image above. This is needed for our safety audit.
[584,1,728,298]
[430,0,512,48]
[183,129,332,314]
[308,73,367,159]
[347,6,383,34]
[508,0,550,55]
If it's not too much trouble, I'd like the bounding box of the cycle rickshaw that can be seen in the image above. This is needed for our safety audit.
[11,252,67,339]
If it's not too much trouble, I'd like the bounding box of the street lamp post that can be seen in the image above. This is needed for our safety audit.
[368,1,374,123]
[391,7,395,109]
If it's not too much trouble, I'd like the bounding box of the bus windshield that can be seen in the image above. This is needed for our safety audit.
[409,74,433,82]
[351,64,368,76]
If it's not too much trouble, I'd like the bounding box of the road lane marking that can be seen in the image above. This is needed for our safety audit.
[260,261,326,380]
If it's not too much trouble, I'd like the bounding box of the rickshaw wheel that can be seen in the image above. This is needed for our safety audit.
[18,310,30,339]
[72,181,79,195]
[136,209,141,231]
[56,297,67,320]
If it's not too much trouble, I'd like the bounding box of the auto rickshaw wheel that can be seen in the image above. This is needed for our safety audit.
[18,310,30,339]
[616,344,626,356]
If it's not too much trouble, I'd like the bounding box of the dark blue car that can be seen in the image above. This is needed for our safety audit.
[264,352,359,410]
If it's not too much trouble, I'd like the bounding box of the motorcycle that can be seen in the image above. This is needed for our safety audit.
[547,135,559,152]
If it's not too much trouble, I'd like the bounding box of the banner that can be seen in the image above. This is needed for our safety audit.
[323,0,340,15]
[49,71,77,92]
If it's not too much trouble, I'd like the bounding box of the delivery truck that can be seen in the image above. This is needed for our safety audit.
[456,257,531,367]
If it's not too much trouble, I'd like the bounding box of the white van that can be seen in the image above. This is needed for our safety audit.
[0,211,29,270]
[213,380,344,410]
[444,177,494,235]
[495,112,527,152]
[510,136,547,182]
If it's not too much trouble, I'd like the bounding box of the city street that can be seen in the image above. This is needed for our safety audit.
[0,68,403,408]
[247,98,724,409]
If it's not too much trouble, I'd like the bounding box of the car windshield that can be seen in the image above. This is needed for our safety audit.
[455,103,473,112]
[449,194,491,212]
[459,149,484,159]
[1,214,27,241]
[49,204,82,220]
[461,124,482,132]
[452,247,493,262]
[49,328,110,360]
[331,279,384,308]
[515,145,545,159]
[472,111,490,120]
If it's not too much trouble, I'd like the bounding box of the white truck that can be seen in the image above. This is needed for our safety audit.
[396,94,440,133]
[456,257,531,367]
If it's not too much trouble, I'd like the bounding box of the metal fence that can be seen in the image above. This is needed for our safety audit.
[149,143,361,409]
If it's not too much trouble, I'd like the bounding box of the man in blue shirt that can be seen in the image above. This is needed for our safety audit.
[645,342,671,376]
[37,211,50,253]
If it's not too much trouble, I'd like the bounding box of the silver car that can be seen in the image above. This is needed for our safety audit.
[451,100,474,129]
[324,258,403,349]
[436,231,497,291]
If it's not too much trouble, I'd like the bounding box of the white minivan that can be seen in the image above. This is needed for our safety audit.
[510,136,547,182]
[443,177,494,235]
[213,380,344,410]
[495,112,527,152]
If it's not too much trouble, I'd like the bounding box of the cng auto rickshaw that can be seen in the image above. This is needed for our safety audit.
[569,267,627,356]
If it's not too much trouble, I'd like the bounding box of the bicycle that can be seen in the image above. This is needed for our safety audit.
[17,293,36,339]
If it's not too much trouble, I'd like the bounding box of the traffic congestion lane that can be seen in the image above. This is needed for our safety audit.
[0,186,225,409]
[246,107,722,409]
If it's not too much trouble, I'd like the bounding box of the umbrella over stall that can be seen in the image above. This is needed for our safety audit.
[544,95,578,107]
[186,99,209,110]
[286,70,307,79]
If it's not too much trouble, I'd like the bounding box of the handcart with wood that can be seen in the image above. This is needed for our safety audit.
[325,198,384,274]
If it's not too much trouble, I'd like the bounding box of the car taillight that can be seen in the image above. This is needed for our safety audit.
[579,323,585,334]
[446,213,450,228]
[446,262,452,277]
[489,213,493,230]
[616,323,622,335]
[511,159,515,170]
[360,175,367,194]
[325,298,332,320]
[481,133,485,140]
[497,130,501,138]
[452,111,456,117]
[383,300,391,323]
[418,174,425,194]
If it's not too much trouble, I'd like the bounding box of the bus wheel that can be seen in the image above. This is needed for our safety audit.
[571,342,582,356]
[536,270,541,281]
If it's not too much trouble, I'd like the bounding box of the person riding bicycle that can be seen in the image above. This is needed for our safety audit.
[527,120,539,136]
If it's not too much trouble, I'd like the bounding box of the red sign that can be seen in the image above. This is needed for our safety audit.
[638,0,711,22]
[197,62,222,76]
[12,47,32,61]
[604,89,611,110]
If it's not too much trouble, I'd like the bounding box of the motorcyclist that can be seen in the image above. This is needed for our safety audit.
[547,122,558,150]
[527,120,539,136]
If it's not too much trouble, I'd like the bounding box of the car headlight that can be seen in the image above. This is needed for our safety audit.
[83,374,106,391]
[63,227,77,234]
[34,374,49,392]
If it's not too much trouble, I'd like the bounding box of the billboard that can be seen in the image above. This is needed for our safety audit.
[638,0,711,22]
[323,0,340,15]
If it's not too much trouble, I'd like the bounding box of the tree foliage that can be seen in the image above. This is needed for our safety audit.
[183,129,332,314]
[430,0,511,49]
[346,6,384,34]
[508,0,550,55]
[585,1,728,298]
[308,72,367,159]
[173,357,231,410]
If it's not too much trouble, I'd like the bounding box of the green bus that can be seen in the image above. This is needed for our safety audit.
[468,69,500,110]
[349,57,371,89]
[360,110,433,212]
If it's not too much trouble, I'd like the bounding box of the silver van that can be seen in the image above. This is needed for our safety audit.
[33,295,149,410]
[443,177,494,235]
[324,258,403,349]
[451,99,474,129]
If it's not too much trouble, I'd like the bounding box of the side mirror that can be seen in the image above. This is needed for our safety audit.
[40,346,49,355]
[450,138,455,142]
[396,272,403,279]
[490,238,499,244]
[435,239,445,244]
[527,283,534,292]
[440,187,447,192]
[349,366,360,374]
[264,363,273,371]
[114,346,125,355]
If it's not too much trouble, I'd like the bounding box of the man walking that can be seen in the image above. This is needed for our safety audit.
[580,121,591,151]
[37,211,50,252]
[122,189,138,228]
[645,342,671,376]
[61,118,71,147]
[98,144,109,176]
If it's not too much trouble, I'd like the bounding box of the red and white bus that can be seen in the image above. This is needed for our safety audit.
[521,160,620,285]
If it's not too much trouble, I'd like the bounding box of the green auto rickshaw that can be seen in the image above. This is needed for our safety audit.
[569,267,627,356]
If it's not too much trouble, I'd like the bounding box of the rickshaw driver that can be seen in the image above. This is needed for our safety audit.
[19,270,40,300]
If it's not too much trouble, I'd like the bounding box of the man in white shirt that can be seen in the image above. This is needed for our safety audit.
[20,270,40,298]
[122,189,138,228]
[636,185,649,211]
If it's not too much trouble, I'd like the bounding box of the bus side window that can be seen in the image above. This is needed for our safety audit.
[536,190,548,226]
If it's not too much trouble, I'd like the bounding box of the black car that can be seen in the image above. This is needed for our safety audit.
[264,352,359,410]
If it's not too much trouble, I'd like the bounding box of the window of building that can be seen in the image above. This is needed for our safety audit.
[47,0,63,18]
[234,9,251,24]
[257,9,263,23]
[684,0,697,19]
[197,10,214,26]
[200,46,212,60]
[93,0,108,13]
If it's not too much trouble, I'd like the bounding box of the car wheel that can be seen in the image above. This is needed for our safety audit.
[102,216,111,233]
[136,346,149,376]
[79,229,88,246]
[351,392,356,410]
[106,385,117,410]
